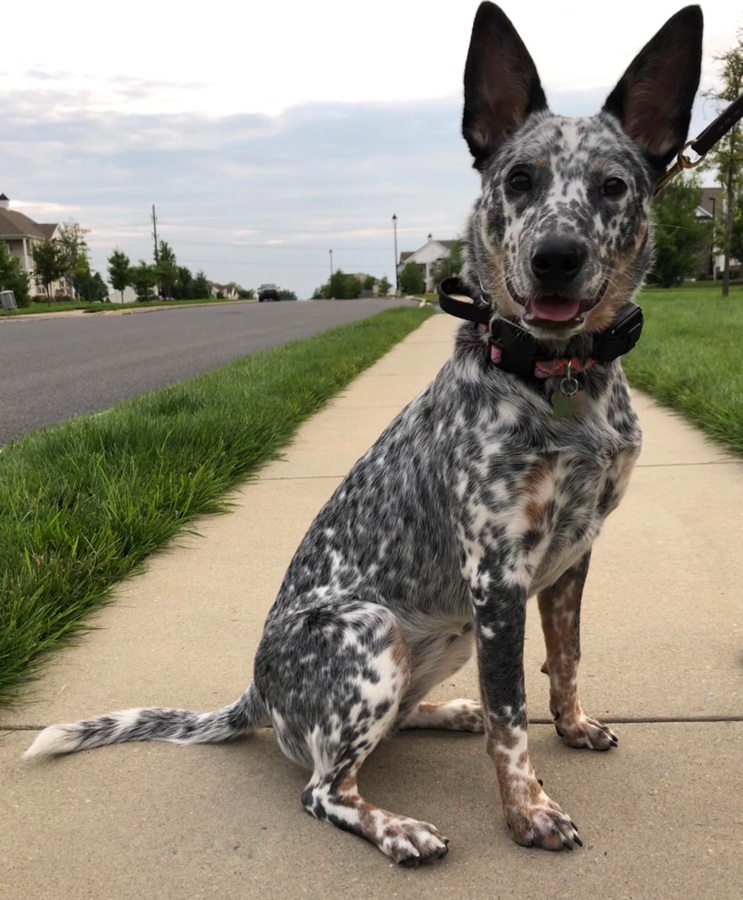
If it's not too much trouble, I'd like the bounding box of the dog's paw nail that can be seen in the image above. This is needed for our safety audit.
[537,778,544,786]
[573,834,583,847]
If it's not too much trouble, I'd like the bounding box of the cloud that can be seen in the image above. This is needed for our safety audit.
[0,79,719,298]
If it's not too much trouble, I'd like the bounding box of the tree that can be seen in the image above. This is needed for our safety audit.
[378,275,391,296]
[399,260,425,294]
[279,289,298,301]
[31,240,66,303]
[173,266,193,300]
[191,270,211,299]
[108,249,131,302]
[702,32,743,296]
[156,241,179,299]
[237,287,254,299]
[433,238,465,283]
[0,240,31,307]
[650,176,708,287]
[76,270,109,303]
[312,269,362,299]
[129,261,158,301]
[57,223,90,298]
[362,274,377,290]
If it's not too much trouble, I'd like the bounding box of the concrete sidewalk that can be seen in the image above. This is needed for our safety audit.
[2,314,742,899]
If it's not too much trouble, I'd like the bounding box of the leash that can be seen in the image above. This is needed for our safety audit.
[654,93,743,195]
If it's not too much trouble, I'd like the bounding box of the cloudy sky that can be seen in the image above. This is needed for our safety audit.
[2,0,739,298]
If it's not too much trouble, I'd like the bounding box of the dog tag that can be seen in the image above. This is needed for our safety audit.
[551,390,585,419]
[551,375,585,420]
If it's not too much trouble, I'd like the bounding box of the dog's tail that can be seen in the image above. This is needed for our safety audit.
[23,683,269,760]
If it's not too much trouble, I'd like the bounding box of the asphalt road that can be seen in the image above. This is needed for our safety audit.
[0,299,413,444]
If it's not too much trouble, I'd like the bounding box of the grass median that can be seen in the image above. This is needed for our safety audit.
[0,305,434,705]
[623,283,743,455]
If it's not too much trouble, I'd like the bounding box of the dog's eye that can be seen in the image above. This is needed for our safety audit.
[603,177,627,198]
[507,170,532,192]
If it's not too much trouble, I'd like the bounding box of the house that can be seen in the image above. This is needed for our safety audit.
[209,282,239,300]
[397,235,458,292]
[698,187,740,279]
[0,193,71,298]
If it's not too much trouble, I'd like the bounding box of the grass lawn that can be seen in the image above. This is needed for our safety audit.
[0,306,433,704]
[0,297,250,316]
[624,283,743,455]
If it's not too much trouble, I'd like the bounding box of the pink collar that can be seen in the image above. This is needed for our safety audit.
[489,344,596,379]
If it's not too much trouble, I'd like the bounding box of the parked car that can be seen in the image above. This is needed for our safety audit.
[258,283,280,302]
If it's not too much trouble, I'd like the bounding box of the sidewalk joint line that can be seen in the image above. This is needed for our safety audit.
[529,715,743,725]
[259,474,345,482]
[635,460,739,468]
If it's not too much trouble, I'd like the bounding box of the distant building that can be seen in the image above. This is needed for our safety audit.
[698,186,740,279]
[209,282,239,300]
[397,235,458,292]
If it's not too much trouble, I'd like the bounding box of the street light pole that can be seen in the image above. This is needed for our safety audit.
[392,214,398,296]
[329,249,334,299]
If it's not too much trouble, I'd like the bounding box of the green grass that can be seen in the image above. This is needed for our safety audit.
[0,297,249,316]
[0,306,434,704]
[624,283,743,454]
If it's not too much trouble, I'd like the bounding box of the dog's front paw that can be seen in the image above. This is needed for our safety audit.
[506,792,581,851]
[554,710,618,751]
[379,817,450,866]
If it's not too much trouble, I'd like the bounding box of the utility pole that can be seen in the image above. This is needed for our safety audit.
[329,249,334,299]
[392,214,399,296]
[152,204,159,264]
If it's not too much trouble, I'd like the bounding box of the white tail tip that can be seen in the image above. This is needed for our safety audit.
[23,725,80,759]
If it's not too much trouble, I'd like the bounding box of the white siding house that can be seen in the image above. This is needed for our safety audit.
[397,235,457,292]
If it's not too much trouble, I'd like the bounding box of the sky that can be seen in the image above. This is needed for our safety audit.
[1,0,740,298]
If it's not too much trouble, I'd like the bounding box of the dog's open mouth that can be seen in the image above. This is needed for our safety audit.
[528,295,581,322]
[507,279,609,328]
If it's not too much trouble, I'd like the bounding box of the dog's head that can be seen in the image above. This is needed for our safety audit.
[461,3,703,341]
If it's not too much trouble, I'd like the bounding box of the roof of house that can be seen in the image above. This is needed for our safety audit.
[0,208,58,240]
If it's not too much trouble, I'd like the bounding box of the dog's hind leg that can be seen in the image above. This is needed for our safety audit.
[537,553,618,751]
[302,757,449,865]
[256,600,449,864]
[400,700,484,732]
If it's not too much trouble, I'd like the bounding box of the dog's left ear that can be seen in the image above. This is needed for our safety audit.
[603,5,703,172]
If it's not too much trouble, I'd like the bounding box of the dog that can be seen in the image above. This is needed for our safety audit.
[26,3,703,865]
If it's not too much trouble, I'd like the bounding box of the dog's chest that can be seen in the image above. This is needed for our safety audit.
[454,390,640,596]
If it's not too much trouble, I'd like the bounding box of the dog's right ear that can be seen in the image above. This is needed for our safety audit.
[462,2,548,171]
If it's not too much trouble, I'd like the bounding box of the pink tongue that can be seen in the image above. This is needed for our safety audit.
[530,296,581,322]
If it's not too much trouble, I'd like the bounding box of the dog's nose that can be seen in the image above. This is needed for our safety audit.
[531,239,586,289]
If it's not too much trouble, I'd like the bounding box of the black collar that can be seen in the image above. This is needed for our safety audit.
[437,276,643,380]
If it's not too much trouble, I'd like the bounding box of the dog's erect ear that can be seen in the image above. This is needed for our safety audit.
[603,6,703,172]
[462,2,548,170]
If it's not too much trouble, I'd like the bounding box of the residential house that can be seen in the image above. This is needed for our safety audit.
[0,193,71,298]
[698,186,740,279]
[397,235,457,292]
[209,282,239,299]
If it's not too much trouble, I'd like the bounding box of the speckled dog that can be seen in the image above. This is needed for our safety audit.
[27,3,703,864]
